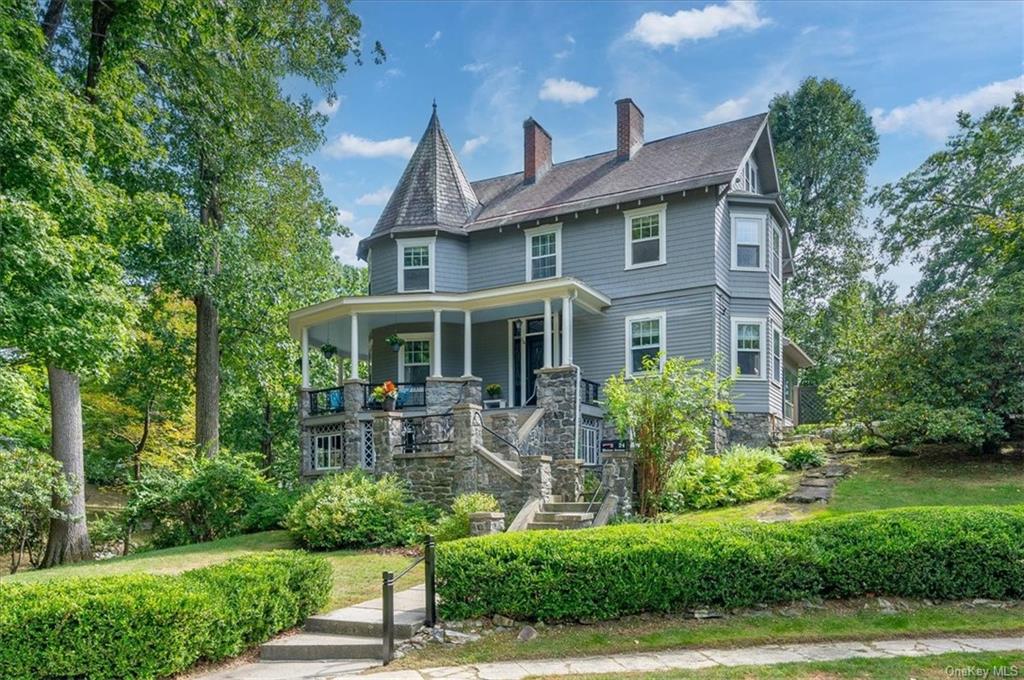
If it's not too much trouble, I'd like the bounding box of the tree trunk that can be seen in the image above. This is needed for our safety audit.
[42,364,93,568]
[40,0,66,44]
[85,0,117,98]
[261,399,274,469]
[195,291,220,458]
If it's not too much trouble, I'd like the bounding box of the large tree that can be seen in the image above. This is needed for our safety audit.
[0,4,169,565]
[769,77,880,371]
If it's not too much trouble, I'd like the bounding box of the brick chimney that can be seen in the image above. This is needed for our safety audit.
[616,98,644,161]
[523,117,552,184]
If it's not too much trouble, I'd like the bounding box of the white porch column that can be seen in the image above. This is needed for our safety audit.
[543,298,553,368]
[349,313,359,381]
[300,327,310,388]
[432,309,442,377]
[561,296,573,365]
[463,310,473,377]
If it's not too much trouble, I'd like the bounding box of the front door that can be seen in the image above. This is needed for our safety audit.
[510,316,560,407]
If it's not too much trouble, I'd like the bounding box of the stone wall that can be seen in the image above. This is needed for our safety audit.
[728,412,782,448]
[469,512,506,537]
[552,459,583,502]
[536,366,580,498]
[392,451,458,508]
[482,410,518,456]
[601,452,634,517]
[426,377,481,414]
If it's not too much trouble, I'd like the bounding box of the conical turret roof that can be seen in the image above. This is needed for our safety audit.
[365,106,479,244]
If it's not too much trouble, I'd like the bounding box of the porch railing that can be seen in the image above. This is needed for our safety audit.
[308,387,344,416]
[580,378,601,406]
[363,382,427,410]
[394,413,455,454]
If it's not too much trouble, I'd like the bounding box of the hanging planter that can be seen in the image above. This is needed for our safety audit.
[385,334,405,353]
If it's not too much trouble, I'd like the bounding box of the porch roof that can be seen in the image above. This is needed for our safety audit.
[287,277,611,342]
[783,337,814,369]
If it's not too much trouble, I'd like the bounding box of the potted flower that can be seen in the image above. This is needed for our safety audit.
[385,334,405,353]
[483,383,505,409]
[372,380,399,410]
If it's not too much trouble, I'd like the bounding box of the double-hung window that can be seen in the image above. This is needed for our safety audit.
[732,318,765,379]
[399,335,431,383]
[623,203,667,269]
[771,222,782,281]
[312,431,343,470]
[397,237,435,292]
[525,224,561,281]
[731,212,766,271]
[744,158,760,193]
[625,312,666,376]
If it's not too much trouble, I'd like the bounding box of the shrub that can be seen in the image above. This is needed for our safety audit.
[124,454,292,549]
[661,446,785,511]
[780,441,826,470]
[0,447,70,573]
[436,505,1024,622]
[0,551,330,680]
[435,493,500,542]
[287,471,433,549]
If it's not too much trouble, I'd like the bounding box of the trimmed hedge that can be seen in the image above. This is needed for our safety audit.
[437,505,1024,622]
[0,551,331,680]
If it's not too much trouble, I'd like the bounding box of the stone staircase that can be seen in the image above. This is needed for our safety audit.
[259,584,427,663]
[526,498,599,531]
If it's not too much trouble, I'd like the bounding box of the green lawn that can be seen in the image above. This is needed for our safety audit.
[548,651,1024,679]
[2,530,422,612]
[825,449,1024,514]
[388,601,1024,670]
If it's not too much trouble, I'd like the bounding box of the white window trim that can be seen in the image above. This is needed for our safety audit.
[524,223,562,281]
[623,203,667,270]
[771,222,782,282]
[771,322,782,386]
[397,332,432,383]
[732,317,766,381]
[746,157,759,193]
[730,210,767,272]
[624,311,667,377]
[396,237,436,293]
[311,433,343,471]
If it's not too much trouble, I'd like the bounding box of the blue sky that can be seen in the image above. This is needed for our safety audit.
[290,0,1023,293]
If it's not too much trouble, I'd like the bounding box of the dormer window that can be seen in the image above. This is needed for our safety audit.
[731,211,766,271]
[525,224,561,281]
[744,157,760,193]
[397,237,435,292]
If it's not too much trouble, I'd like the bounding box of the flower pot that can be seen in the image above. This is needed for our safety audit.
[383,397,396,411]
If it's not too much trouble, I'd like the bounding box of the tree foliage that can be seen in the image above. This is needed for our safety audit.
[0,447,70,573]
[604,354,733,517]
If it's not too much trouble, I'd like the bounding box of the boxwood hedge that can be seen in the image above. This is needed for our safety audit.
[436,505,1024,622]
[0,551,331,680]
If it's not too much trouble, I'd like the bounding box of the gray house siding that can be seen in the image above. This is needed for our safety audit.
[472,319,510,398]
[725,297,783,416]
[368,240,396,296]
[435,235,468,292]
[467,227,523,290]
[369,322,464,383]
[720,201,783,310]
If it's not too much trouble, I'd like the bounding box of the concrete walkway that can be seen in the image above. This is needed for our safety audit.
[361,635,1024,680]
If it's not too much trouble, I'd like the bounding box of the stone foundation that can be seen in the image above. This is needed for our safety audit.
[552,458,583,502]
[601,452,634,517]
[728,412,782,448]
[469,511,506,536]
[426,377,481,414]
[392,451,458,508]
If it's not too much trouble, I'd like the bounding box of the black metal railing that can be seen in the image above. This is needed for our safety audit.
[308,387,345,416]
[363,382,427,410]
[382,535,436,665]
[580,378,601,406]
[393,414,454,454]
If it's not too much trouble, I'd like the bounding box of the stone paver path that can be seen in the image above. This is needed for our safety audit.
[357,635,1024,680]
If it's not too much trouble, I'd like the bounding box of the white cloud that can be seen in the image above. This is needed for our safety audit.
[355,187,393,206]
[425,30,441,48]
[324,134,416,159]
[628,1,769,48]
[702,97,752,124]
[336,208,355,224]
[314,97,341,116]
[871,77,1024,139]
[554,34,576,59]
[331,233,361,266]
[460,136,488,155]
[538,78,599,105]
[461,62,489,73]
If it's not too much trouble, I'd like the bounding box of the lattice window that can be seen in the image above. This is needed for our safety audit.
[580,416,602,466]
[361,420,376,470]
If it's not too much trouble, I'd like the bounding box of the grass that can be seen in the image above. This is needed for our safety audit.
[388,600,1024,669]
[2,530,422,612]
[825,448,1024,515]
[546,651,1024,679]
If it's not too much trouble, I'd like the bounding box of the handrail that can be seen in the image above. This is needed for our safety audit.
[473,410,523,458]
[382,535,436,665]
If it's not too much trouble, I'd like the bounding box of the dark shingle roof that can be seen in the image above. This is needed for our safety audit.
[358,111,767,256]
[365,107,479,242]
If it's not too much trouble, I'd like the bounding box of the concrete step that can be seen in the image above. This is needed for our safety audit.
[526,521,567,530]
[305,605,425,638]
[543,502,598,513]
[534,511,595,523]
[259,633,383,661]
